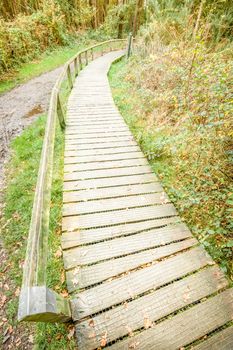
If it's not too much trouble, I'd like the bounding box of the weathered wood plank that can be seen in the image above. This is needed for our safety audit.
[61,217,180,249]
[66,124,128,132]
[63,183,163,203]
[67,119,123,126]
[63,192,169,216]
[66,238,197,290]
[65,140,138,150]
[106,288,233,350]
[64,158,148,173]
[71,246,213,320]
[64,145,140,157]
[64,151,144,164]
[62,203,177,231]
[63,223,192,268]
[192,326,233,350]
[75,266,228,349]
[65,130,132,140]
[64,166,154,181]
[65,136,135,145]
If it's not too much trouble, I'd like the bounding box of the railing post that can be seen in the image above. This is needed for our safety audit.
[127,33,133,59]
[74,57,78,77]
[57,93,66,130]
[91,48,94,61]
[79,53,82,70]
[85,51,88,65]
[67,64,73,89]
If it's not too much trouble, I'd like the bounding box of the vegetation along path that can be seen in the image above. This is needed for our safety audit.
[62,51,233,349]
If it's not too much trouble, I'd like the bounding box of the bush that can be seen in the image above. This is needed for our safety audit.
[0,1,72,75]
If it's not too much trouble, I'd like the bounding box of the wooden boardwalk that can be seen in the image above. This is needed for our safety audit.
[61,51,233,349]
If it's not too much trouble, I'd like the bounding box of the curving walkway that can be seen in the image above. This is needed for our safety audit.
[61,51,233,349]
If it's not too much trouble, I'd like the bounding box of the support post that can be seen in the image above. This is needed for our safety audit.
[85,51,88,65]
[18,286,71,323]
[74,57,78,77]
[127,33,133,59]
[57,94,66,130]
[79,53,82,70]
[67,64,73,89]
[91,48,94,61]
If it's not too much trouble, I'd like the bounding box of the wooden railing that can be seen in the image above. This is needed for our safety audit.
[18,39,126,323]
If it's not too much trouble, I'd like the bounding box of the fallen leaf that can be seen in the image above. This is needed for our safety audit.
[144,317,152,329]
[68,327,75,340]
[61,290,69,298]
[15,287,20,297]
[0,294,7,307]
[89,319,95,328]
[129,341,140,349]
[54,247,62,258]
[100,331,107,347]
[125,325,133,337]
[28,335,34,343]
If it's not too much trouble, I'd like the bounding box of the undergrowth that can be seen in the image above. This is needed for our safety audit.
[0,115,76,349]
[109,48,233,281]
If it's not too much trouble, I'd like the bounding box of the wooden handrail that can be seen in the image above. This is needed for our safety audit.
[18,39,126,323]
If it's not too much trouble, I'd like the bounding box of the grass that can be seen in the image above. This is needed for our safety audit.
[0,33,101,95]
[0,73,76,348]
[109,53,233,282]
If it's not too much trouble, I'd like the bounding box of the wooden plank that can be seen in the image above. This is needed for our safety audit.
[66,238,197,290]
[63,183,163,203]
[64,158,148,173]
[192,327,233,350]
[66,119,123,125]
[63,223,192,268]
[75,267,228,349]
[63,193,170,216]
[61,217,180,249]
[64,145,140,157]
[66,127,129,136]
[65,140,138,150]
[65,131,132,140]
[62,204,177,231]
[71,247,213,320]
[64,166,154,181]
[65,136,135,145]
[64,151,144,165]
[66,124,128,132]
[106,289,233,350]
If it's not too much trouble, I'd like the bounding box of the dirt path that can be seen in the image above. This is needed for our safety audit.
[0,66,63,349]
[0,66,63,192]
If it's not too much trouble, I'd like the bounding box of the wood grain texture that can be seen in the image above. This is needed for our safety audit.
[64,166,154,181]
[63,223,192,268]
[62,204,177,231]
[66,238,197,290]
[61,217,180,249]
[75,266,228,349]
[63,192,170,216]
[106,288,233,350]
[63,183,164,203]
[192,326,233,350]
[71,247,213,320]
[64,157,148,172]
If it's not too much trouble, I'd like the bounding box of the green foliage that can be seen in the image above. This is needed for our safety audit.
[109,51,233,280]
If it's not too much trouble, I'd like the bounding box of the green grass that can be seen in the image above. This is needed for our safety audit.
[0,34,100,95]
[109,56,233,282]
[1,113,76,348]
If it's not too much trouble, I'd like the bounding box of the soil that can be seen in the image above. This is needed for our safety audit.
[0,66,63,349]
